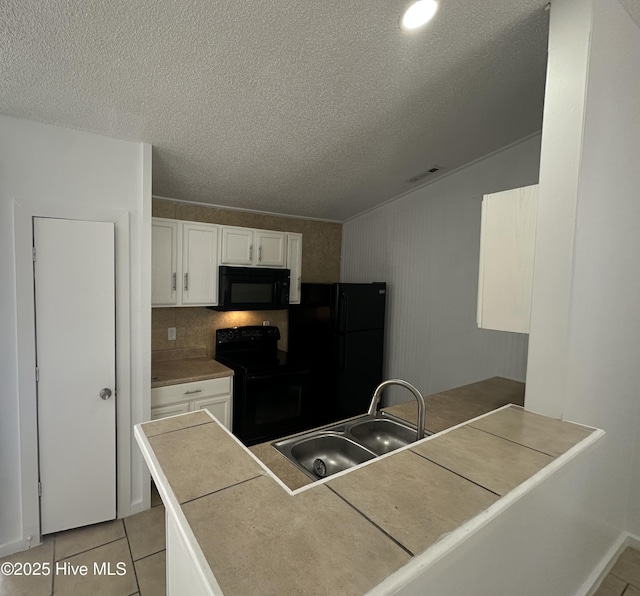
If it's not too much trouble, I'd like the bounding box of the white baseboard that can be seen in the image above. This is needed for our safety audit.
[579,531,640,596]
[0,536,42,558]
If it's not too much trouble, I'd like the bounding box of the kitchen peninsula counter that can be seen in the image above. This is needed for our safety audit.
[250,376,526,491]
[135,377,600,595]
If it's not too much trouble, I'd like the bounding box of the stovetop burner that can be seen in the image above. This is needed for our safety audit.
[214,325,303,373]
[216,325,280,345]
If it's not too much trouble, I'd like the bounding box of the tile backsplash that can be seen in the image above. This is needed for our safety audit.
[152,307,289,361]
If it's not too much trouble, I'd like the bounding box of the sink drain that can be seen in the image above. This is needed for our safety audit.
[313,458,327,478]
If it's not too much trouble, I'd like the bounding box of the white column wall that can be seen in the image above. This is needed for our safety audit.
[341,135,540,402]
[524,0,593,420]
[526,0,640,556]
[563,0,640,537]
[0,114,151,555]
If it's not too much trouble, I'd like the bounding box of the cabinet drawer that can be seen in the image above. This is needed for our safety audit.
[151,376,232,408]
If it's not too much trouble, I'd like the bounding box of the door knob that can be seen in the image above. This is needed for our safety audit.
[100,388,113,400]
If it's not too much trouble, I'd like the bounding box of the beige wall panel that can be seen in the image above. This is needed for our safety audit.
[152,200,177,219]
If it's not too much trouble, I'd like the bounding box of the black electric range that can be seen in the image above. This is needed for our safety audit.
[215,326,313,446]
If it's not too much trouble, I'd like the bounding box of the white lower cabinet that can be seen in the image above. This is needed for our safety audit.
[191,395,231,428]
[151,376,233,429]
[151,402,190,420]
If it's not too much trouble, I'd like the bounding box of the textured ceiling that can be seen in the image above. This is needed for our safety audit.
[1,0,551,221]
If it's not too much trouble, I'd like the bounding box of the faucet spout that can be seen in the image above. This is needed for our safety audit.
[368,379,427,440]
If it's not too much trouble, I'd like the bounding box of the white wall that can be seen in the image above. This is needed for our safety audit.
[565,0,640,539]
[341,135,540,402]
[526,0,640,569]
[0,114,151,555]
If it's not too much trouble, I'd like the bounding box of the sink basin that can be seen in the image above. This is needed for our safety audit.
[288,433,376,479]
[272,413,431,482]
[347,418,420,456]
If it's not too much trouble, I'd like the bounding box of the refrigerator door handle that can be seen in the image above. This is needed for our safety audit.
[338,332,347,375]
[337,291,349,374]
[338,292,348,334]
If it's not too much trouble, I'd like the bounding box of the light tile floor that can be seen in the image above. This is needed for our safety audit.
[594,547,640,596]
[0,484,166,596]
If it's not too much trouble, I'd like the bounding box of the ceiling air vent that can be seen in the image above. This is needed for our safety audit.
[406,165,444,184]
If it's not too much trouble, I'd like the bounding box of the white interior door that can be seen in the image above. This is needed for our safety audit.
[34,217,116,535]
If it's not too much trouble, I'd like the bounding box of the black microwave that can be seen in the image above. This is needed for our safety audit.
[210,266,290,311]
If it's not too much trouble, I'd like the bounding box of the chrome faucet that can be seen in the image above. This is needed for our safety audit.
[368,379,427,440]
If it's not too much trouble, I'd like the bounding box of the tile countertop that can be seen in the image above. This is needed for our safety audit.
[250,376,527,491]
[135,378,601,595]
[151,357,233,388]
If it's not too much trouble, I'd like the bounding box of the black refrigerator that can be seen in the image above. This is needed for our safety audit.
[288,282,386,423]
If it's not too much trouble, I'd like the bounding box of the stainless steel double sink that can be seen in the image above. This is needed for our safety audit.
[272,413,432,481]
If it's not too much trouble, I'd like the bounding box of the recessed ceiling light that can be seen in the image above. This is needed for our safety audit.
[401,0,439,30]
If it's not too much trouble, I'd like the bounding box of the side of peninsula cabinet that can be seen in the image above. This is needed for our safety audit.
[152,218,219,307]
[166,513,211,596]
[477,184,538,334]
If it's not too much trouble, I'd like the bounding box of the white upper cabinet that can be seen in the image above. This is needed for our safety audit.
[181,222,219,305]
[152,218,219,307]
[255,230,286,267]
[286,232,303,304]
[220,226,286,268]
[220,226,253,265]
[152,219,179,306]
[477,184,538,334]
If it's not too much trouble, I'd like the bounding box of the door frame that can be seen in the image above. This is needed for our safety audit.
[12,203,147,550]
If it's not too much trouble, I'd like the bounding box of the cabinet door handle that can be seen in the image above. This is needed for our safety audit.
[184,272,188,291]
[249,244,253,261]
[184,389,202,395]
[258,246,262,262]
[172,273,177,291]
